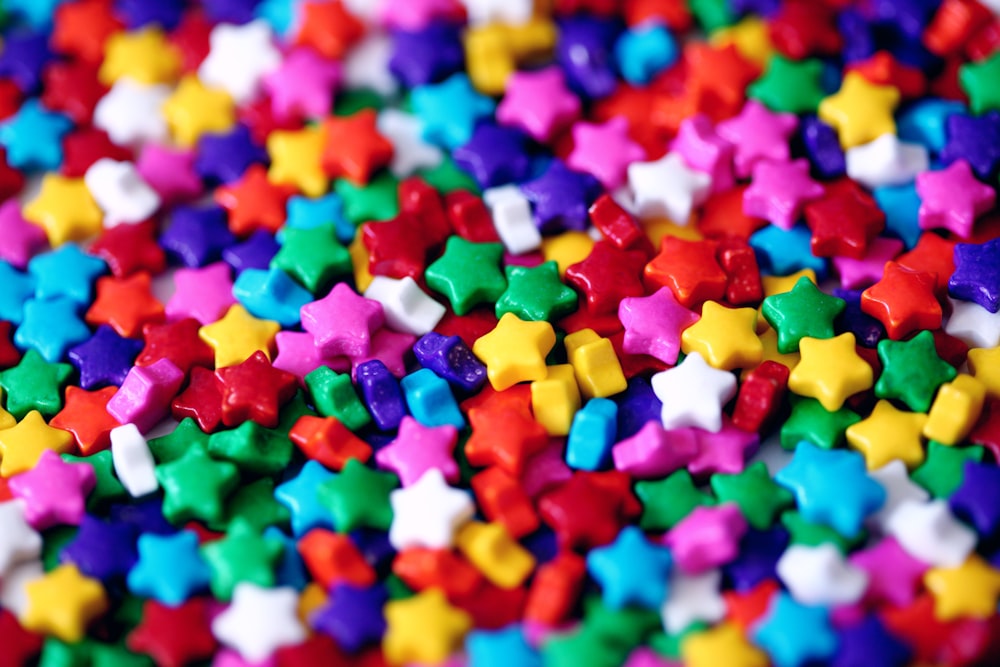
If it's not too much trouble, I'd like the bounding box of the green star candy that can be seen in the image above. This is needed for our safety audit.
[419,155,479,194]
[155,445,240,526]
[62,450,127,510]
[424,237,506,315]
[214,477,290,533]
[207,420,293,476]
[317,458,397,532]
[582,597,662,654]
[761,277,845,353]
[635,470,715,531]
[748,55,827,114]
[200,517,283,601]
[305,367,371,431]
[710,461,794,530]
[147,417,210,464]
[541,625,626,667]
[690,0,735,31]
[780,396,861,451]
[334,89,385,116]
[876,329,957,412]
[495,261,578,322]
[335,171,399,225]
[912,441,984,498]
[959,50,1000,115]
[271,225,352,294]
[781,510,864,554]
[0,348,72,419]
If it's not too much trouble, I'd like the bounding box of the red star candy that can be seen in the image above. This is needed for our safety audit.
[215,164,295,236]
[684,43,760,120]
[565,240,647,315]
[50,386,121,455]
[126,598,218,667]
[51,0,124,65]
[239,96,305,145]
[170,366,224,433]
[294,0,365,60]
[275,634,349,667]
[40,60,106,125]
[768,0,843,59]
[85,272,166,338]
[0,609,42,667]
[538,471,640,551]
[361,212,430,280]
[298,529,376,589]
[896,232,956,295]
[393,547,483,600]
[288,414,372,471]
[465,405,550,476]
[321,109,394,185]
[0,79,22,122]
[847,51,926,99]
[723,579,780,629]
[0,148,23,203]
[169,9,212,73]
[60,126,133,178]
[697,185,767,241]
[89,220,166,278]
[643,236,728,308]
[804,178,885,259]
[137,318,215,376]
[215,350,298,428]
[0,321,22,369]
[860,261,942,340]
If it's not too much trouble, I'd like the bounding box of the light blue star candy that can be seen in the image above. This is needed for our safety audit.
[586,526,673,610]
[897,98,966,153]
[874,183,922,249]
[0,100,72,172]
[566,398,618,471]
[0,260,36,324]
[5,0,66,29]
[28,244,107,304]
[264,526,310,590]
[232,267,312,327]
[467,625,542,667]
[275,460,336,537]
[283,193,348,238]
[127,531,212,606]
[15,296,90,362]
[775,442,886,538]
[400,368,466,429]
[614,22,678,85]
[411,73,496,149]
[254,0,297,36]
[752,592,837,667]
[750,224,828,279]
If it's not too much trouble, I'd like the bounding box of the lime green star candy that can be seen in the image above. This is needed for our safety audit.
[495,261,578,322]
[780,396,861,451]
[912,441,984,498]
[635,470,716,531]
[761,277,845,353]
[748,55,827,114]
[271,225,352,294]
[424,237,506,315]
[710,461,794,530]
[155,445,240,526]
[876,329,956,413]
[960,50,1000,114]
[200,518,283,601]
[317,458,398,532]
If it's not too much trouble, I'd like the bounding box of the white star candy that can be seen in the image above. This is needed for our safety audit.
[341,0,381,23]
[886,499,977,567]
[661,569,726,633]
[389,468,475,550]
[483,185,542,255]
[866,459,930,532]
[93,80,170,147]
[84,159,161,228]
[212,583,307,662]
[365,275,446,336]
[627,151,712,225]
[0,558,43,616]
[845,134,929,189]
[945,297,1000,349]
[199,21,282,105]
[776,543,869,606]
[111,424,159,498]
[377,109,444,177]
[459,0,535,25]
[0,500,41,578]
[651,351,737,433]
[343,33,398,97]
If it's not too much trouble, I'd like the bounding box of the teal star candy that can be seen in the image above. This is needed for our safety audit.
[495,261,579,322]
[775,442,886,538]
[127,531,212,606]
[876,329,957,413]
[232,267,312,327]
[873,184,921,249]
[752,592,837,667]
[28,245,107,304]
[14,296,91,362]
[0,100,72,171]
[467,625,542,667]
[410,73,496,149]
[614,23,678,85]
[761,277,845,353]
[424,236,506,315]
[274,460,335,537]
[0,261,35,325]
[586,526,673,610]
[750,224,828,278]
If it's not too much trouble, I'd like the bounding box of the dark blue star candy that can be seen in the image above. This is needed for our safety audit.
[312,584,388,653]
[60,515,139,582]
[870,0,940,38]
[350,528,396,577]
[556,15,620,100]
[800,116,846,179]
[520,159,601,233]
[837,10,876,63]
[834,288,886,348]
[222,230,280,274]
[453,124,531,190]
[941,111,1000,180]
[161,205,238,268]
[0,30,53,93]
[723,526,789,591]
[389,24,465,88]
[204,0,260,24]
[833,615,911,667]
[114,0,185,29]
[67,325,144,390]
[949,238,1000,313]
[730,0,781,17]
[109,499,175,536]
[950,461,1000,538]
[613,376,662,441]
[195,124,269,185]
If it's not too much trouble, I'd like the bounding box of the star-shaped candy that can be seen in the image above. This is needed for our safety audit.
[520,160,600,233]
[0,201,46,269]
[321,109,394,186]
[568,117,645,191]
[8,450,95,530]
[459,0,534,24]
[301,283,385,358]
[343,32,397,97]
[264,46,341,122]
[788,333,873,411]
[16,297,91,363]
[761,276,845,353]
[845,133,929,189]
[743,159,824,230]
[198,304,281,368]
[832,237,905,290]
[495,261,578,323]
[375,416,459,486]
[196,124,268,185]
[136,144,202,204]
[848,536,926,608]
[861,261,941,340]
[472,313,556,390]
[216,164,296,235]
[627,151,712,224]
[377,109,443,177]
[0,100,72,172]
[940,110,1000,180]
[126,598,218,667]
[274,460,335,536]
[867,460,930,531]
[166,262,236,325]
[945,297,1000,349]
[410,73,495,149]
[651,351,737,432]
[67,326,143,390]
[23,174,103,247]
[316,458,397,533]
[0,501,42,578]
[383,588,472,666]
[687,418,760,478]
[716,100,797,178]
[670,114,735,193]
[212,583,306,662]
[85,272,165,339]
[817,72,900,149]
[752,592,837,667]
[886,500,977,567]
[680,302,763,371]
[618,287,699,365]
[199,20,282,104]
[496,66,580,143]
[388,468,474,550]
[682,622,769,667]
[311,583,389,652]
[425,237,506,316]
[748,54,826,114]
[875,329,956,413]
[20,564,108,643]
[162,75,235,148]
[453,124,530,190]
[586,526,673,610]
[127,530,212,606]
[93,79,171,146]
[915,159,995,239]
[950,238,1000,313]
[159,206,237,268]
[776,543,868,606]
[99,26,181,86]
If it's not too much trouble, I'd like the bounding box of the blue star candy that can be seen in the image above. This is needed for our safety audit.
[723,526,790,591]
[897,98,966,153]
[940,111,1000,179]
[833,615,911,667]
[388,24,465,88]
[750,224,829,278]
[265,525,310,589]
[411,73,495,149]
[775,442,886,538]
[453,124,531,190]
[254,0,296,36]
[128,531,213,606]
[950,460,1000,537]
[161,205,238,268]
[311,583,388,652]
[585,525,673,610]
[800,116,846,179]
[61,514,139,583]
[949,238,1000,313]
[15,296,91,363]
[520,159,601,233]
[466,625,542,667]
[204,0,259,24]
[753,592,837,667]
[27,244,107,304]
[195,123,269,184]
[223,230,281,274]
[0,31,54,93]
[114,0,185,30]
[5,0,65,30]
[233,267,312,326]
[0,261,36,324]
[275,460,336,537]
[68,325,144,389]
[283,193,349,241]
[614,22,678,85]
[873,183,921,249]
[0,99,71,171]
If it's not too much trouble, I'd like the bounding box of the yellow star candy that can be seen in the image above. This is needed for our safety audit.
[0,410,74,477]
[350,234,374,293]
[761,269,817,298]
[472,312,556,391]
[924,375,986,445]
[681,622,769,667]
[541,231,594,276]
[267,126,328,198]
[818,71,900,149]
[198,304,281,369]
[455,522,536,589]
[0,388,16,430]
[98,27,181,86]
[383,588,472,666]
[742,325,800,381]
[846,399,927,470]
[968,347,1000,399]
[925,555,1000,621]
[710,17,774,66]
[23,174,103,246]
[21,564,108,642]
[788,333,873,411]
[162,75,236,147]
[681,301,763,371]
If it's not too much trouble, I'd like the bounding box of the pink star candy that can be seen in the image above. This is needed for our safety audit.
[8,450,96,530]
[349,327,416,379]
[687,417,760,478]
[379,0,465,30]
[166,262,236,325]
[716,100,797,179]
[264,47,342,122]
[618,287,699,364]
[272,331,350,382]
[301,283,386,358]
[833,237,904,289]
[106,358,185,433]
[375,416,459,486]
[520,439,573,498]
[670,114,734,193]
[496,67,581,144]
[135,143,202,204]
[611,421,700,479]
[848,535,927,608]
[0,200,46,269]
[664,503,748,574]
[567,117,646,190]
[742,159,825,230]
[916,159,996,239]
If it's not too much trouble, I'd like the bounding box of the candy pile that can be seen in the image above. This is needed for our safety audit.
[2,0,1000,665]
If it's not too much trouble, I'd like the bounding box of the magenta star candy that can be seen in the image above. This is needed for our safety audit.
[301,283,386,358]
[611,421,700,479]
[0,200,46,269]
[687,418,760,478]
[264,47,342,122]
[848,536,927,608]
[165,262,236,325]
[496,67,581,144]
[379,0,464,30]
[915,159,996,239]
[272,331,349,381]
[106,358,186,433]
[742,159,825,230]
[664,503,748,574]
[349,327,416,379]
[374,415,459,486]
[618,287,699,364]
[567,117,645,190]
[670,114,735,193]
[833,237,904,289]
[716,99,797,178]
[8,450,96,530]
[135,143,203,204]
